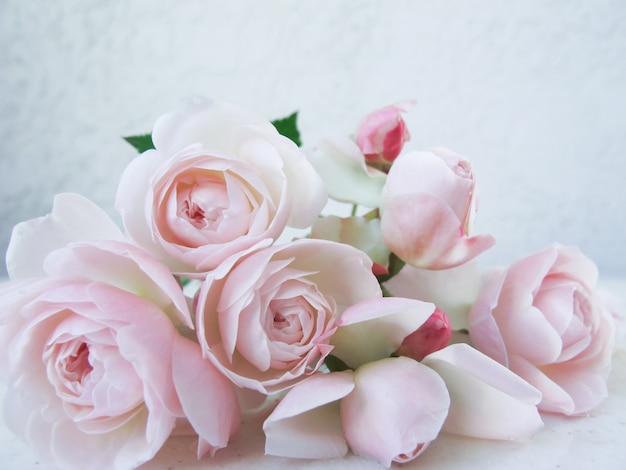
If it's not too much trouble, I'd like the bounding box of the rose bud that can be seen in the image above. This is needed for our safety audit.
[396,307,452,361]
[355,101,415,167]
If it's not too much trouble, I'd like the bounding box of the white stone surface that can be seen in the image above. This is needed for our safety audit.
[1,0,626,278]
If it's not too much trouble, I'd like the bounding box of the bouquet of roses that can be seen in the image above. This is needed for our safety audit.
[0,97,616,469]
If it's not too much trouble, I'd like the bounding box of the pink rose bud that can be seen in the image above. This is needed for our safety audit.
[355,101,415,166]
[396,307,451,361]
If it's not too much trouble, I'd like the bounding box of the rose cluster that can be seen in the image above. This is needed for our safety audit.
[0,97,616,469]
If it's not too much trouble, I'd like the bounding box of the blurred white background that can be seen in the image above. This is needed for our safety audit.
[1,0,625,277]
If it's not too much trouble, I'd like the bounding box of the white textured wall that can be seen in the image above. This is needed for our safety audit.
[1,0,625,276]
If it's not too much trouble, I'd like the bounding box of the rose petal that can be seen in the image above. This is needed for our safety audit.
[263,371,355,459]
[172,335,241,458]
[423,344,543,440]
[7,193,123,279]
[341,357,449,467]
[381,192,495,270]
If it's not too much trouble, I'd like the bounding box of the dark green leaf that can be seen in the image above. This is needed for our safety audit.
[123,133,155,153]
[271,111,302,147]
[324,354,352,372]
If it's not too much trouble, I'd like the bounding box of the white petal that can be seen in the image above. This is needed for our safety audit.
[263,371,354,459]
[423,344,543,440]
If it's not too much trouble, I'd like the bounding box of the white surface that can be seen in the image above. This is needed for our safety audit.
[1,279,625,469]
[1,0,626,277]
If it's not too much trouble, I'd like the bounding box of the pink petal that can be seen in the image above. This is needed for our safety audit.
[467,269,510,366]
[7,193,123,279]
[549,244,599,289]
[384,151,473,223]
[423,344,543,440]
[172,335,241,458]
[496,286,563,365]
[381,192,495,270]
[263,371,355,459]
[44,241,193,329]
[341,357,449,467]
[509,355,575,415]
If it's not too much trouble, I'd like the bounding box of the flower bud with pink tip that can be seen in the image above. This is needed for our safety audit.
[395,307,451,361]
[355,101,415,167]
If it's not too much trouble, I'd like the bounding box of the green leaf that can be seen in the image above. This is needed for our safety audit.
[375,252,406,284]
[271,111,302,147]
[123,133,155,153]
[324,354,352,372]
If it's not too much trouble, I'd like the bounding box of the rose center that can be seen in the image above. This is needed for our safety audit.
[181,199,224,229]
[63,342,93,384]
[267,298,310,344]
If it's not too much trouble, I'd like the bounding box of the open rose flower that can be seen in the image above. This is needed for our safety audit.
[116,97,327,277]
[468,244,616,415]
[195,238,382,394]
[381,148,495,270]
[355,100,414,168]
[0,196,241,469]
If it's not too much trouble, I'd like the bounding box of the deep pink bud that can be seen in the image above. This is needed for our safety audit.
[395,307,451,361]
[355,101,415,166]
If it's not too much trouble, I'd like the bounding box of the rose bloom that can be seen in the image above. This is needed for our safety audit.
[468,244,616,415]
[195,238,382,394]
[355,100,414,167]
[0,196,240,469]
[116,97,327,277]
[381,148,495,270]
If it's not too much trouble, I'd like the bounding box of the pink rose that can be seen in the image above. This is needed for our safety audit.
[195,238,382,394]
[355,100,414,167]
[468,244,616,415]
[116,97,327,277]
[381,148,495,269]
[0,240,241,469]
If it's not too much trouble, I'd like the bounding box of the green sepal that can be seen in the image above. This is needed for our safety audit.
[271,111,302,147]
[324,354,352,372]
[123,133,155,153]
[375,252,406,284]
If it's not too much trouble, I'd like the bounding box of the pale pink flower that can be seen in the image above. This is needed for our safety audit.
[195,238,382,394]
[355,100,414,166]
[468,244,616,415]
[263,357,450,467]
[381,148,495,270]
[2,195,240,467]
[116,97,327,277]
[0,241,240,469]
